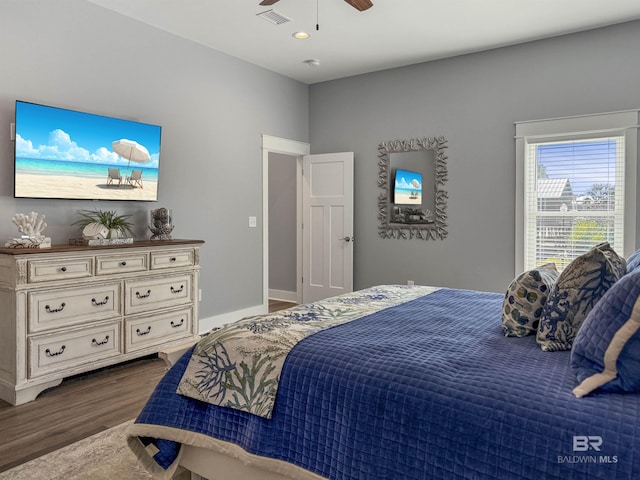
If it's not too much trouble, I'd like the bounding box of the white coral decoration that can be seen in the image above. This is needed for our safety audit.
[12,212,48,236]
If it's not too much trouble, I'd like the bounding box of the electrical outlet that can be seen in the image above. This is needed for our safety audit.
[249,216,257,228]
[407,280,415,286]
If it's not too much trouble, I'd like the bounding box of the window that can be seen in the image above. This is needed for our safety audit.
[515,110,638,274]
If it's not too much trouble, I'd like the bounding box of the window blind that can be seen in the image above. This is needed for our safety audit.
[524,136,625,271]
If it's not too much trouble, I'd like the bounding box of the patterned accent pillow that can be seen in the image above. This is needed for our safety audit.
[626,248,640,274]
[536,243,626,352]
[571,270,640,397]
[502,263,559,337]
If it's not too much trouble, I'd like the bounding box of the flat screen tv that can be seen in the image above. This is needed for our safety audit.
[14,100,161,201]
[394,168,422,205]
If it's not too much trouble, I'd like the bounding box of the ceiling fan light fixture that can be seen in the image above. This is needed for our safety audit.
[292,31,310,40]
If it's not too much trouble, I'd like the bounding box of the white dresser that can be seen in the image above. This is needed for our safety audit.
[0,239,203,405]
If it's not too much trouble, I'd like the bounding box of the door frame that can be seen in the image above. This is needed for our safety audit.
[262,134,310,311]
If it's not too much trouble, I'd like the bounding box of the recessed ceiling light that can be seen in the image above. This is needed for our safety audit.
[292,31,310,40]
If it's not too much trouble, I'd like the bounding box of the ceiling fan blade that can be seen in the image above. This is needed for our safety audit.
[259,0,280,5]
[344,0,373,11]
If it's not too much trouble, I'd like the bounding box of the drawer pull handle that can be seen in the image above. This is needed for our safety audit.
[120,261,127,267]
[45,302,66,313]
[92,335,110,346]
[91,296,110,306]
[170,285,184,294]
[171,319,184,328]
[60,267,67,272]
[136,289,152,299]
[136,326,152,336]
[170,257,177,262]
[45,345,66,357]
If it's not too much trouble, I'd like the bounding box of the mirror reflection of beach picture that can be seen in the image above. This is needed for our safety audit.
[14,101,161,201]
[393,168,422,205]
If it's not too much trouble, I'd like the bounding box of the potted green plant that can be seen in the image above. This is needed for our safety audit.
[72,209,135,240]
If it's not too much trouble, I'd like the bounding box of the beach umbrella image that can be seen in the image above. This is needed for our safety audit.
[112,139,150,171]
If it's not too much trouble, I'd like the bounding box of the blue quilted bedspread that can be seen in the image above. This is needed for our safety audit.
[131,288,640,479]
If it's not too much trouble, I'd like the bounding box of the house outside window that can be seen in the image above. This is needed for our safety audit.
[515,110,639,274]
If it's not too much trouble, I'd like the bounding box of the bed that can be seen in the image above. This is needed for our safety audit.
[127,278,640,480]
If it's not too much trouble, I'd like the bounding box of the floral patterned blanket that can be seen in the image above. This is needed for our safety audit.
[176,285,438,418]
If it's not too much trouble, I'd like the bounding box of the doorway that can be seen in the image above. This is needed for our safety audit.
[262,135,310,310]
[268,152,302,305]
[262,135,354,311]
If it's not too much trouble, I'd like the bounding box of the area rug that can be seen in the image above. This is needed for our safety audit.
[0,420,154,480]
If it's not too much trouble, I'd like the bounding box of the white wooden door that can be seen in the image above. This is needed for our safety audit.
[302,152,354,303]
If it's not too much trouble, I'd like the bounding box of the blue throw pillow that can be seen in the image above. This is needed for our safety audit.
[571,270,640,397]
[626,248,640,274]
[536,243,626,352]
[502,263,559,337]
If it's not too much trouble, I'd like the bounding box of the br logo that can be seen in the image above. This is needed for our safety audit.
[573,436,603,452]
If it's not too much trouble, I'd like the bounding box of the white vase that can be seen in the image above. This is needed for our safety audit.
[82,222,109,240]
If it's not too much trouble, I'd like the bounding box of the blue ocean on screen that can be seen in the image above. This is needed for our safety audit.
[16,157,159,181]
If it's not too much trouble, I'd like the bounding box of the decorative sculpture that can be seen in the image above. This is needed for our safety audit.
[5,212,52,248]
[149,207,174,240]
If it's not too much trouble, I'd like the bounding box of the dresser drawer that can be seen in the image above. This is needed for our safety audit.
[28,321,121,378]
[125,274,193,314]
[28,283,121,333]
[150,249,194,270]
[28,257,93,283]
[125,307,193,352]
[96,252,148,275]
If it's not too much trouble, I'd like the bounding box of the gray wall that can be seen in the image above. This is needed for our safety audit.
[0,0,309,321]
[309,20,640,294]
[3,2,638,320]
[268,152,297,294]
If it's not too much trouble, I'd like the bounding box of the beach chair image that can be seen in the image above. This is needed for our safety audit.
[107,168,123,186]
[127,169,143,188]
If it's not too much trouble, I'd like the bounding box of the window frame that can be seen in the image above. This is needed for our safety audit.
[515,110,639,275]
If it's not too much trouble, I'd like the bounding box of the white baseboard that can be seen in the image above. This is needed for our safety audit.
[268,289,298,303]
[198,304,267,334]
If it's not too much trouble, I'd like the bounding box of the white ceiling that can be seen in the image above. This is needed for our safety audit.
[88,0,640,84]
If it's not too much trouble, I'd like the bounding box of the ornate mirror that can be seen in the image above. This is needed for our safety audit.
[377,136,448,240]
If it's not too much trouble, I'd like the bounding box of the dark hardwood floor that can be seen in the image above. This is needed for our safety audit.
[269,299,297,312]
[0,300,297,473]
[0,355,167,472]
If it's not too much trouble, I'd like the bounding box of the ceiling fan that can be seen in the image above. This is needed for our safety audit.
[259,0,373,12]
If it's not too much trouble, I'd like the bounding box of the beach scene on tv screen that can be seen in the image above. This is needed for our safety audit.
[394,169,422,205]
[14,102,160,201]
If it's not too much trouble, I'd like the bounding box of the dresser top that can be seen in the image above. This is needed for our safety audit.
[0,239,204,256]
